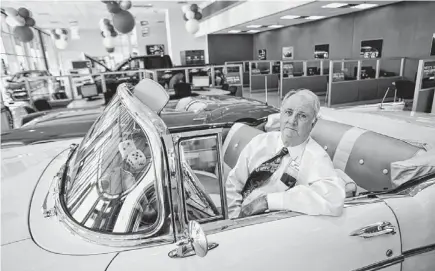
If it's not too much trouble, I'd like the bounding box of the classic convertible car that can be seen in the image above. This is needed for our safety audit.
[1,80,434,271]
[1,93,277,147]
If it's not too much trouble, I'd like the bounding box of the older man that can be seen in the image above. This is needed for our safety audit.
[226,89,345,218]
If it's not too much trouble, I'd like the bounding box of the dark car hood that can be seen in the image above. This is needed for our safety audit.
[1,96,274,146]
[1,108,102,146]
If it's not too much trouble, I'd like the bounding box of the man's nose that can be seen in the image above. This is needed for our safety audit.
[288,115,298,125]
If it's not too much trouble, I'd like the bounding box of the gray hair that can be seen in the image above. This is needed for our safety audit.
[281,88,320,117]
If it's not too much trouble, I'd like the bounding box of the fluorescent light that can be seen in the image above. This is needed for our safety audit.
[247,30,260,33]
[280,15,301,20]
[247,25,262,28]
[352,3,378,9]
[268,25,284,28]
[305,16,326,20]
[228,30,241,33]
[322,3,349,8]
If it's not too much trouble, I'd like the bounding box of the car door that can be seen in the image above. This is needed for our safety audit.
[107,130,402,271]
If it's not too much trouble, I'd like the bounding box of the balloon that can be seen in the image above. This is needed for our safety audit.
[185,19,199,34]
[4,7,18,17]
[190,4,199,12]
[106,47,115,53]
[103,37,114,48]
[103,18,111,25]
[25,17,35,27]
[61,28,68,35]
[55,28,63,35]
[110,31,118,37]
[6,16,19,27]
[13,15,26,27]
[113,10,135,34]
[60,34,68,41]
[183,13,188,21]
[181,5,190,13]
[194,12,202,21]
[120,0,132,10]
[55,39,68,50]
[185,10,195,20]
[107,1,122,14]
[13,26,34,42]
[100,31,105,38]
[102,30,111,38]
[17,7,30,18]
[107,24,115,32]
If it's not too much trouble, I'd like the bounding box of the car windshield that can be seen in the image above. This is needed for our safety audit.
[61,95,160,234]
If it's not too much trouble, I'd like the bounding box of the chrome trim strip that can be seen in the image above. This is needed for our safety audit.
[403,243,435,258]
[351,256,403,271]
[351,243,435,271]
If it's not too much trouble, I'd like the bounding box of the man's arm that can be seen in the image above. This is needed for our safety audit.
[267,153,346,216]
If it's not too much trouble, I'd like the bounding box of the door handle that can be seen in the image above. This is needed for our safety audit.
[350,221,396,239]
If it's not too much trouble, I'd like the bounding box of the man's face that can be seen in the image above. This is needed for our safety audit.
[280,93,316,146]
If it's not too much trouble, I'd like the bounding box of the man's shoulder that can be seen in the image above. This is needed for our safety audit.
[306,138,332,161]
[245,131,280,151]
[252,131,280,142]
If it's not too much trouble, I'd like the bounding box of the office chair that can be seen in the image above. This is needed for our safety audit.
[172,82,196,99]
[33,99,52,111]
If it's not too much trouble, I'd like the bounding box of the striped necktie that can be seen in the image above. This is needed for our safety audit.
[241,147,294,200]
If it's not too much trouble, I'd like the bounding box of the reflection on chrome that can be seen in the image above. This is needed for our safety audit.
[182,161,220,221]
[62,97,158,234]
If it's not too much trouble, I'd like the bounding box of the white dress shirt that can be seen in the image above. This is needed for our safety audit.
[225,131,345,219]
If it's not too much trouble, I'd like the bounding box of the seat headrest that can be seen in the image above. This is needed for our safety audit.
[222,123,264,170]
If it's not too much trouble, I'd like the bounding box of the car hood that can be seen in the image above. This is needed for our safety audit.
[1,139,81,245]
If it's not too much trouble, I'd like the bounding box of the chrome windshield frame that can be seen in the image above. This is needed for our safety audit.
[53,83,173,247]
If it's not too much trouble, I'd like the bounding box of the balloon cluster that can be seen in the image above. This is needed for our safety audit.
[4,7,36,43]
[182,4,202,34]
[102,1,135,34]
[99,18,118,53]
[50,29,69,50]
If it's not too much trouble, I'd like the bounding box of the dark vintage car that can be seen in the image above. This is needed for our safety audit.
[1,84,278,147]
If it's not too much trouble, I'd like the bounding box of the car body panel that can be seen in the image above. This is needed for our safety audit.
[108,203,401,271]
[1,139,81,245]
[1,239,116,271]
[383,184,435,251]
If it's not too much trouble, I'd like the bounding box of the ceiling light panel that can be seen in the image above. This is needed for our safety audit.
[247,25,263,28]
[322,3,349,8]
[352,4,378,9]
[268,25,284,28]
[305,16,326,20]
[280,15,301,19]
[228,30,241,33]
[247,30,260,33]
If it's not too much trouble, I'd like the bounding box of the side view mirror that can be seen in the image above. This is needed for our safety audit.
[168,220,218,258]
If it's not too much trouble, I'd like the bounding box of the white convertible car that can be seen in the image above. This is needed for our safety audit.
[1,80,435,271]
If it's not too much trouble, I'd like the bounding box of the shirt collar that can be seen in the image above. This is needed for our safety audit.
[277,133,310,157]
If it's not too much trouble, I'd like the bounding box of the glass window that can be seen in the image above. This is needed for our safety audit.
[178,135,224,222]
[63,97,160,234]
